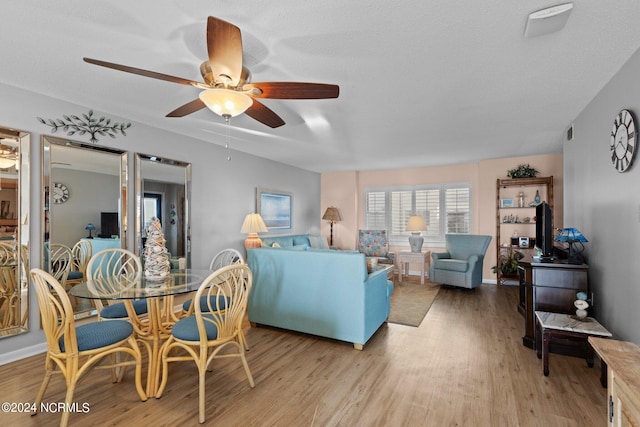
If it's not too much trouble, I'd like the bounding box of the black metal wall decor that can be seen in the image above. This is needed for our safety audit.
[37,110,131,143]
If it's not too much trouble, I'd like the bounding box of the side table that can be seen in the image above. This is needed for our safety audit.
[534,311,612,377]
[396,250,430,284]
[589,337,640,424]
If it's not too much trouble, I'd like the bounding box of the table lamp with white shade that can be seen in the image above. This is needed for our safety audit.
[240,213,268,249]
[406,215,427,252]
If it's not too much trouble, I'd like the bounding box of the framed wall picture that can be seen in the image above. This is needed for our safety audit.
[257,188,292,231]
[500,198,515,208]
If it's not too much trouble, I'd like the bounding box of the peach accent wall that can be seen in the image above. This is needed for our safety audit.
[320,171,359,250]
[321,153,563,283]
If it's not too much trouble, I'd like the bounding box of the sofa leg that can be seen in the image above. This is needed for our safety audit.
[250,322,257,327]
[353,343,363,351]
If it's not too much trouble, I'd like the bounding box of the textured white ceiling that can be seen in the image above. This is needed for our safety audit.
[2,1,640,173]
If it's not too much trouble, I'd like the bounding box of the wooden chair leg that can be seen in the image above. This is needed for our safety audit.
[199,372,206,423]
[33,358,54,414]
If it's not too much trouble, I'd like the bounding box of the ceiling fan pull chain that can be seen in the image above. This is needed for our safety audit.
[224,114,232,161]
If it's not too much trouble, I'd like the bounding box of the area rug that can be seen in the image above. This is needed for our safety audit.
[388,280,440,327]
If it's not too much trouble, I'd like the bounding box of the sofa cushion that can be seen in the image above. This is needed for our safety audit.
[309,235,329,249]
[290,244,309,251]
[293,235,311,245]
[262,234,310,248]
[433,259,469,273]
[263,236,293,247]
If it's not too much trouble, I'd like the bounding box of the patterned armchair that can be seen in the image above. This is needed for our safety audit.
[358,230,395,264]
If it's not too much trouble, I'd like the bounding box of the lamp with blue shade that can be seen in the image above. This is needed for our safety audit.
[85,223,96,239]
[554,227,587,264]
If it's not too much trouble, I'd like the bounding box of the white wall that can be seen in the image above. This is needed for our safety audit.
[566,47,640,345]
[0,83,321,361]
[50,169,119,247]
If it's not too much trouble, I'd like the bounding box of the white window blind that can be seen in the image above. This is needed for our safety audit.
[365,191,386,230]
[364,183,472,245]
[445,187,470,233]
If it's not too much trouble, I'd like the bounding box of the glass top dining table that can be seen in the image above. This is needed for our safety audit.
[69,268,215,398]
[69,269,215,300]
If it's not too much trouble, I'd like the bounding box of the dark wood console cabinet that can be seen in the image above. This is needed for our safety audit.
[518,255,589,349]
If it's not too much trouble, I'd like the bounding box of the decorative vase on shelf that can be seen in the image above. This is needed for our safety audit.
[534,190,541,204]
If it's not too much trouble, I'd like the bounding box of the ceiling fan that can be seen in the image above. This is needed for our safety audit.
[83,16,339,128]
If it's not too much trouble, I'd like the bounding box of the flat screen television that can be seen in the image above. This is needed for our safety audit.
[99,212,119,238]
[535,202,553,259]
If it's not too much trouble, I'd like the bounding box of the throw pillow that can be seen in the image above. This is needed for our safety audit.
[309,235,330,249]
[290,244,309,251]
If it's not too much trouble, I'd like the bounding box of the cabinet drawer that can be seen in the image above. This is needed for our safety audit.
[533,286,581,313]
[533,268,588,290]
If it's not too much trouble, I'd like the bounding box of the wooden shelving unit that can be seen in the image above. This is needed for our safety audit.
[496,176,553,285]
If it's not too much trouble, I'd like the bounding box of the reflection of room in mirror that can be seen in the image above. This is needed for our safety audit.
[136,154,191,269]
[0,126,30,338]
[43,135,126,319]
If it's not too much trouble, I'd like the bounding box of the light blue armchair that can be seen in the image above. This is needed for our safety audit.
[429,234,492,289]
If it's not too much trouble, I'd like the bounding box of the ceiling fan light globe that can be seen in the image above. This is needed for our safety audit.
[198,89,253,117]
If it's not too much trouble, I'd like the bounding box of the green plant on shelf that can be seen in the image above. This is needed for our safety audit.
[507,164,539,179]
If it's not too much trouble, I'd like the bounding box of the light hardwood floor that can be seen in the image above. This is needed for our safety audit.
[0,282,607,426]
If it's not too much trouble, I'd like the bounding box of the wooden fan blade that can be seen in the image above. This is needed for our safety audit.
[245,100,286,128]
[207,16,243,86]
[246,82,339,99]
[166,98,207,117]
[83,57,201,86]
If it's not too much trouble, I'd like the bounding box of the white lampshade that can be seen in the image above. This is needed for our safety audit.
[406,215,427,232]
[241,213,268,250]
[240,213,268,233]
[199,89,253,117]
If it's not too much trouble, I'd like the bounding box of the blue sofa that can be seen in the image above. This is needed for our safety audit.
[247,241,393,350]
[428,234,492,289]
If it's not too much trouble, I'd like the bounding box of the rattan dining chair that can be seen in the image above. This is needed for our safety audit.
[209,248,244,270]
[0,241,18,328]
[66,239,92,287]
[49,243,72,289]
[157,264,255,423]
[30,268,147,427]
[86,248,147,321]
[181,248,249,349]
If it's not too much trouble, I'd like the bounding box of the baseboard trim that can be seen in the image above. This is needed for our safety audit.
[0,342,47,366]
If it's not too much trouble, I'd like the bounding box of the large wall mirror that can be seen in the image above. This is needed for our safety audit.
[42,135,127,319]
[135,153,191,268]
[0,126,30,338]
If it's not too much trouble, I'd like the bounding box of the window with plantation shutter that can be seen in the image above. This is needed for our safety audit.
[364,183,472,245]
[445,187,470,233]
[364,191,386,230]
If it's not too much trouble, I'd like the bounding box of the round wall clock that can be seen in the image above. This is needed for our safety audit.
[610,109,637,172]
[52,182,70,204]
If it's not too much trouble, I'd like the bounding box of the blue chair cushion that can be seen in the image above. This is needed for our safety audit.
[182,295,229,312]
[101,300,148,319]
[59,320,133,352]
[433,259,469,273]
[172,314,219,341]
[67,271,83,280]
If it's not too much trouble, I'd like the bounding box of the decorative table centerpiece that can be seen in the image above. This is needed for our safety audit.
[143,217,171,280]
